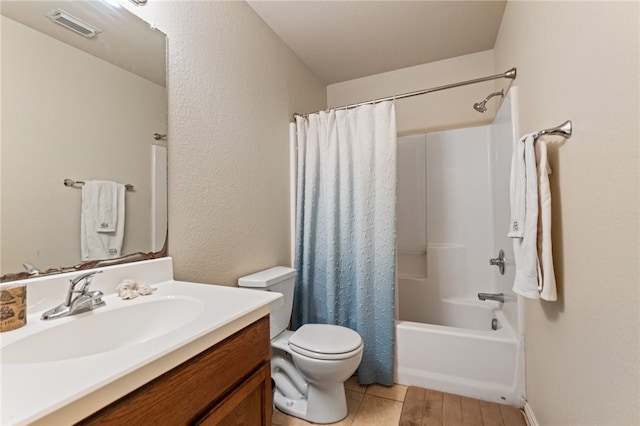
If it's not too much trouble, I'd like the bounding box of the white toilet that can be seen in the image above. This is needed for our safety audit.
[238,266,363,424]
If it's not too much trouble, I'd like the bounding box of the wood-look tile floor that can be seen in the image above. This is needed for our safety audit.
[400,386,526,426]
[272,377,526,426]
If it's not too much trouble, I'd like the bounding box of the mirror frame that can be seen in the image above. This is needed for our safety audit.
[1,243,168,283]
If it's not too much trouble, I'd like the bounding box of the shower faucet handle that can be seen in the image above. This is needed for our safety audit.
[489,250,505,275]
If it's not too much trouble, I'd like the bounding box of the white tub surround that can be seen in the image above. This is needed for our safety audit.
[394,89,524,407]
[0,258,282,425]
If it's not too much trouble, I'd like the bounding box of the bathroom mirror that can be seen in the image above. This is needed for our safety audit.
[1,1,168,282]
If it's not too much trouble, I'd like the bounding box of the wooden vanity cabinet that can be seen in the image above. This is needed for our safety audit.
[78,316,272,426]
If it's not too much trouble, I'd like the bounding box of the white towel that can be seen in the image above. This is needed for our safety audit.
[508,134,527,238]
[81,181,125,260]
[93,180,118,232]
[536,141,557,301]
[510,133,540,299]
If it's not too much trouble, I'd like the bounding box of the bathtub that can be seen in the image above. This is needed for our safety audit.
[395,278,523,406]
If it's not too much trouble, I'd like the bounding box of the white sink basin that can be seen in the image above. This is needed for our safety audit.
[1,296,204,364]
[0,258,283,426]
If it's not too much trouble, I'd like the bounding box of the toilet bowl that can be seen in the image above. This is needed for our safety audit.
[238,267,363,424]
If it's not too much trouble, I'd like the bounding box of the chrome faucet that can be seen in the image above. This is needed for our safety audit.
[41,271,105,320]
[478,292,504,303]
[22,262,41,276]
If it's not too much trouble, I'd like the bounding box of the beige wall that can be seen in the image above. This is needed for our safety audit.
[1,16,165,274]
[127,2,326,285]
[494,2,639,424]
[327,50,499,135]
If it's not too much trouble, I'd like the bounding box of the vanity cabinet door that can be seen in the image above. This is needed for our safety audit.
[77,316,270,425]
[196,362,272,426]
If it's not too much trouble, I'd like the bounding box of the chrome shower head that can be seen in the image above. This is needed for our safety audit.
[473,101,488,113]
[473,90,504,113]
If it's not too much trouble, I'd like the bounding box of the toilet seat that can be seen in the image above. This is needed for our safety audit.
[289,324,363,360]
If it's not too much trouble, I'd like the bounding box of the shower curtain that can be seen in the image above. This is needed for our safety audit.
[292,101,397,386]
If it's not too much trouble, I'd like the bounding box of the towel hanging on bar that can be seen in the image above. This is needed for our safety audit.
[64,178,134,192]
[81,181,126,261]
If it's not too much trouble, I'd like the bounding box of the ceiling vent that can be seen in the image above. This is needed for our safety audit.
[46,9,101,38]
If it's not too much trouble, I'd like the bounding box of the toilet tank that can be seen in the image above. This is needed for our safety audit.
[238,266,296,339]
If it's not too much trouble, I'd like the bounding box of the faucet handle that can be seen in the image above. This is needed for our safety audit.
[70,270,103,292]
[489,249,505,275]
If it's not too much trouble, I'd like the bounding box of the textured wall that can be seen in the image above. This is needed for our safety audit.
[127,2,326,285]
[494,2,639,424]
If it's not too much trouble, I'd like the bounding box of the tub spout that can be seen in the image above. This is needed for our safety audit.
[478,292,504,303]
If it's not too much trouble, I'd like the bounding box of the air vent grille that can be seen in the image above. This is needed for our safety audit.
[46,9,101,38]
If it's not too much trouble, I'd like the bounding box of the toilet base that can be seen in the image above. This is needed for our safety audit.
[273,383,348,424]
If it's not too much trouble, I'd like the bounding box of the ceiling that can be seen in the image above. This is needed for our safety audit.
[1,1,166,86]
[247,0,507,85]
[2,1,506,88]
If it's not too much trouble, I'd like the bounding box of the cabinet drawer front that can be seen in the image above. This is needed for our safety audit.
[79,316,270,425]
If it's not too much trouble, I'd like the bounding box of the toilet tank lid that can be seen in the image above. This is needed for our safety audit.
[238,266,297,287]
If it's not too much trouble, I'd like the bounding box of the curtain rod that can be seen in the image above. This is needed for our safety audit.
[293,67,516,119]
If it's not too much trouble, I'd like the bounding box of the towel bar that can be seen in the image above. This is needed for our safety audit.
[64,178,134,192]
[533,120,572,139]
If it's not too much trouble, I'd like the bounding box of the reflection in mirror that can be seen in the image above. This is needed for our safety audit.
[1,1,168,282]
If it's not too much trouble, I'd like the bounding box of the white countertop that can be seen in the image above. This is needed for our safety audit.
[0,259,281,425]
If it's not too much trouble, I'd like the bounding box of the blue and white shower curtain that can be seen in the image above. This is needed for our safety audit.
[292,101,397,385]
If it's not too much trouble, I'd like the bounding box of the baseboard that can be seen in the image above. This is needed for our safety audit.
[523,400,540,426]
